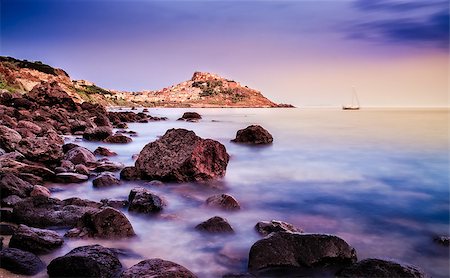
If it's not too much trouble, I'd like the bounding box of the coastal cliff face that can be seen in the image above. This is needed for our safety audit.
[0,56,285,108]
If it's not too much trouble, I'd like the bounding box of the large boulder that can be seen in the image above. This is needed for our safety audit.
[9,224,64,254]
[47,245,122,278]
[231,125,273,145]
[12,196,102,228]
[248,232,357,272]
[0,247,45,275]
[83,126,113,141]
[63,146,96,165]
[0,173,34,198]
[16,136,64,165]
[121,258,197,278]
[255,220,303,237]
[27,81,78,112]
[65,207,135,238]
[30,185,51,198]
[0,125,22,151]
[205,194,240,210]
[195,216,234,233]
[128,187,165,214]
[337,258,428,278]
[135,129,229,182]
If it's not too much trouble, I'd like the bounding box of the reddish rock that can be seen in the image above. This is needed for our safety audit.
[30,185,51,198]
[120,166,140,181]
[206,194,240,210]
[83,126,113,141]
[104,134,132,144]
[94,146,117,156]
[55,172,89,183]
[135,129,229,182]
[121,259,197,278]
[128,187,165,214]
[195,216,234,233]
[27,81,78,112]
[0,125,22,152]
[232,125,273,145]
[63,146,96,165]
[93,173,120,188]
[255,220,303,236]
[0,173,34,198]
[16,136,63,164]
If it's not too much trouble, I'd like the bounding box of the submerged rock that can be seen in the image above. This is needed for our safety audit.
[128,187,165,214]
[9,224,64,254]
[121,258,197,278]
[120,166,140,180]
[205,194,240,210]
[83,126,113,141]
[0,247,45,275]
[135,128,229,182]
[231,125,273,145]
[248,232,357,272]
[93,172,121,188]
[104,134,132,144]
[94,146,117,156]
[47,245,122,278]
[179,112,202,122]
[255,220,303,236]
[195,216,234,233]
[337,258,428,278]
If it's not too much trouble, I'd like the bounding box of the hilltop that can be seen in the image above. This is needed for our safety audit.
[0,56,291,108]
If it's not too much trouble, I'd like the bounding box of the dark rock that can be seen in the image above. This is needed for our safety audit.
[434,235,449,246]
[101,199,129,209]
[195,216,234,233]
[135,128,229,182]
[0,247,45,275]
[0,223,17,235]
[116,122,128,129]
[65,207,135,238]
[0,125,22,152]
[0,208,13,222]
[255,220,303,237]
[120,166,140,181]
[74,164,90,175]
[2,195,23,207]
[93,173,121,188]
[128,187,165,214]
[248,232,357,272]
[16,136,63,165]
[232,125,273,145]
[54,172,89,183]
[47,244,122,278]
[62,143,79,153]
[337,258,428,278]
[121,258,197,278]
[0,173,33,198]
[27,81,78,111]
[63,146,96,165]
[83,126,113,141]
[181,112,202,120]
[94,146,117,156]
[223,273,256,278]
[9,224,64,254]
[206,194,240,210]
[104,134,132,144]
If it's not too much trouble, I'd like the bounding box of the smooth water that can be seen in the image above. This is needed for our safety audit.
[6,108,450,278]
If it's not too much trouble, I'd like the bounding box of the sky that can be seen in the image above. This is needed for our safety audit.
[1,0,449,107]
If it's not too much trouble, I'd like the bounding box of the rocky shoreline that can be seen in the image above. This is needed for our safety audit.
[0,82,442,277]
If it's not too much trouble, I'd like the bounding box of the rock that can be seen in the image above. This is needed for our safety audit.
[180,112,202,120]
[9,224,64,254]
[94,161,124,172]
[104,134,132,144]
[135,129,229,182]
[223,273,256,278]
[231,125,273,145]
[195,216,234,233]
[100,199,129,209]
[63,146,96,165]
[116,122,128,129]
[255,220,303,237]
[120,166,140,180]
[47,245,122,278]
[128,187,165,214]
[74,164,90,175]
[0,125,22,152]
[0,236,3,249]
[337,258,428,278]
[16,136,63,165]
[12,196,101,228]
[121,258,197,278]
[434,235,449,246]
[83,126,113,141]
[62,143,79,153]
[147,180,164,186]
[60,159,75,170]
[0,248,45,275]
[27,81,78,111]
[206,194,240,210]
[54,172,89,183]
[248,232,357,272]
[2,195,23,207]
[30,185,51,198]
[17,120,42,134]
[66,207,135,238]
[0,223,17,235]
[0,208,13,222]
[93,173,121,188]
[94,146,117,156]
[0,173,34,198]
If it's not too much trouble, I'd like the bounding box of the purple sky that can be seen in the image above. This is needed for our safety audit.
[1,0,448,106]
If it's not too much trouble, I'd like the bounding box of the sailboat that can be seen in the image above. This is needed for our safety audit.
[342,87,360,110]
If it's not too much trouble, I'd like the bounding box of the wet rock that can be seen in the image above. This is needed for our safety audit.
[94,146,117,156]
[231,125,273,145]
[93,172,121,188]
[47,244,122,278]
[248,232,357,272]
[12,196,101,228]
[434,235,449,246]
[128,187,165,214]
[83,126,113,141]
[120,166,140,181]
[100,199,129,209]
[62,143,79,153]
[337,258,428,278]
[0,173,34,198]
[9,224,63,254]
[94,160,124,172]
[104,134,132,143]
[135,128,229,182]
[63,146,96,165]
[30,185,51,198]
[179,112,202,121]
[0,125,22,152]
[206,194,240,211]
[0,247,45,275]
[255,220,303,237]
[2,195,23,207]
[54,172,89,183]
[195,216,234,233]
[121,258,197,278]
[16,136,63,165]
[74,164,90,175]
[66,207,135,238]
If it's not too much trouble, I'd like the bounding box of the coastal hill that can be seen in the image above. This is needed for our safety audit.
[0,56,291,108]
